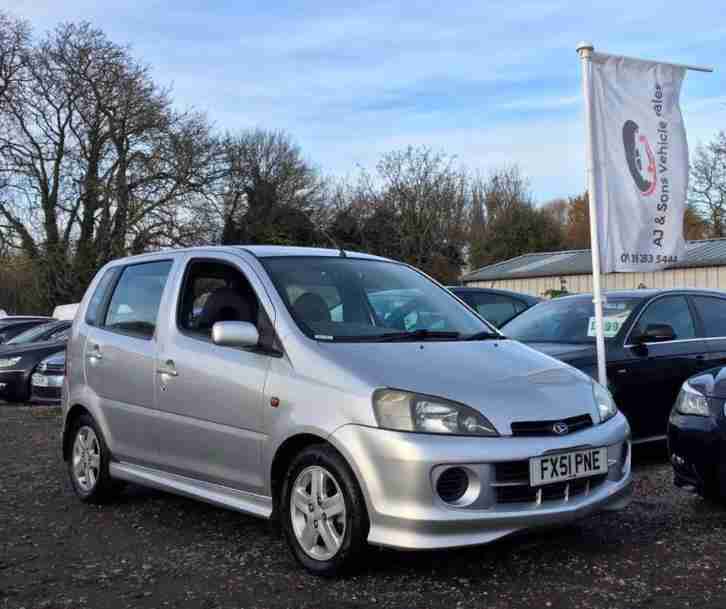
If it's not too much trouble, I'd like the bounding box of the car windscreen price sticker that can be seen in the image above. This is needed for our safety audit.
[587,316,623,338]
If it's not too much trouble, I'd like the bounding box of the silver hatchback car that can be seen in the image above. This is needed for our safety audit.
[62,246,632,575]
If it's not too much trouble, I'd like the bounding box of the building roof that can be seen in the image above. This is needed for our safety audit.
[463,238,726,282]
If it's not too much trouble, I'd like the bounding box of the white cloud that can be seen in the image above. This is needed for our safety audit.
[6,0,726,200]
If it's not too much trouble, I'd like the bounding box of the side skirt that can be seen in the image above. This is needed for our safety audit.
[109,461,273,519]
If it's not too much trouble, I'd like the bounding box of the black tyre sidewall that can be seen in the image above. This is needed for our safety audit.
[280,445,369,576]
[67,413,117,503]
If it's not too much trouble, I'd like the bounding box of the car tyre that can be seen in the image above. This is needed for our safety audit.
[699,480,726,506]
[67,413,120,503]
[280,444,369,576]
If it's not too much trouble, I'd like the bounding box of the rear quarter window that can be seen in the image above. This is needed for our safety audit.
[102,261,173,339]
[85,268,121,327]
[692,296,726,338]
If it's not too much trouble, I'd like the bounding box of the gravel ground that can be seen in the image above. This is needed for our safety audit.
[1,405,725,609]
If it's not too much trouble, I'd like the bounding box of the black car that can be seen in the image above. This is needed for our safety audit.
[0,321,70,402]
[0,317,53,344]
[30,350,66,404]
[449,287,541,328]
[668,366,726,501]
[502,289,726,443]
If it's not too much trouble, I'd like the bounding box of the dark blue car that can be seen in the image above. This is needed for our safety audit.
[669,366,726,502]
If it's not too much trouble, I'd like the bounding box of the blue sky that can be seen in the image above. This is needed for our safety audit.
[7,0,726,201]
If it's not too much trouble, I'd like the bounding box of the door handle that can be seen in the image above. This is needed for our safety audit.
[86,344,103,361]
[156,359,178,377]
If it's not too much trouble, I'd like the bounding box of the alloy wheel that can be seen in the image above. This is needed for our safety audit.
[72,425,101,493]
[290,465,347,561]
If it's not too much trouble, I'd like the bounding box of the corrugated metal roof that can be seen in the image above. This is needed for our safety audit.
[463,238,726,282]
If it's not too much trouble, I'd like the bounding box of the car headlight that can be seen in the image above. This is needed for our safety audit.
[372,389,499,436]
[0,356,22,369]
[674,383,710,417]
[593,381,617,423]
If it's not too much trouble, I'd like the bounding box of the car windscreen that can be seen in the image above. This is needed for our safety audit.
[261,257,493,341]
[502,297,641,343]
[4,321,58,344]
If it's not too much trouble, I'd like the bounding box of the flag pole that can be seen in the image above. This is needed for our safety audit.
[577,41,608,388]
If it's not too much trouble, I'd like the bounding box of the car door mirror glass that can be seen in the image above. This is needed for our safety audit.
[638,323,676,343]
[212,321,259,348]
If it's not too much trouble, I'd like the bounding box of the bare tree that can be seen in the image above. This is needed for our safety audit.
[375,146,469,281]
[0,12,29,105]
[218,129,327,245]
[690,132,726,237]
[467,166,564,267]
[0,19,217,310]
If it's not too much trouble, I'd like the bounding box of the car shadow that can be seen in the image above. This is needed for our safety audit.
[632,441,669,468]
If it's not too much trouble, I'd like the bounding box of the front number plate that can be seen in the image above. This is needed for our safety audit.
[529,447,608,487]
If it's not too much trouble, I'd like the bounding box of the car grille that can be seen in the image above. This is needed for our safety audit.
[510,414,593,437]
[493,459,607,505]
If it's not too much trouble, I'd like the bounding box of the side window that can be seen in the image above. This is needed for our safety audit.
[633,296,695,341]
[85,268,120,327]
[178,259,260,340]
[469,294,519,328]
[513,300,529,314]
[692,296,726,338]
[103,261,173,339]
[49,327,70,341]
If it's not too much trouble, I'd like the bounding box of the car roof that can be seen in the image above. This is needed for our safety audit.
[551,288,726,302]
[449,286,541,302]
[35,319,71,330]
[105,245,393,266]
[0,317,52,327]
[236,245,391,261]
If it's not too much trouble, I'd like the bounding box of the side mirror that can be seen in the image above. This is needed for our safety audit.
[636,323,676,343]
[212,321,259,348]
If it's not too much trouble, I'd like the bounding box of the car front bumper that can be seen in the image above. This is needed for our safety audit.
[668,410,726,491]
[330,413,632,550]
[0,369,29,400]
[30,373,64,404]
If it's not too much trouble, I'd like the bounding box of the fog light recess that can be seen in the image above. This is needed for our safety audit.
[436,467,471,504]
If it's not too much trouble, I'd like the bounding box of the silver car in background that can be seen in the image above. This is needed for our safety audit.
[61,246,632,575]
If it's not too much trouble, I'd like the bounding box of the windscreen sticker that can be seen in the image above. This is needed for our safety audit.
[587,316,625,338]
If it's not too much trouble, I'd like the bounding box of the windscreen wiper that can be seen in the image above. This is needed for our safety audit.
[462,331,505,341]
[369,329,461,342]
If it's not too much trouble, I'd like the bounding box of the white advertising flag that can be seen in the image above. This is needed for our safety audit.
[590,53,688,273]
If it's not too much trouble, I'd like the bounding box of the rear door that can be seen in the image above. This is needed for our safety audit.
[689,295,726,371]
[84,259,175,465]
[617,295,705,439]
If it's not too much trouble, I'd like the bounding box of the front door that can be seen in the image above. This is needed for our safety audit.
[153,254,273,494]
[614,295,705,439]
